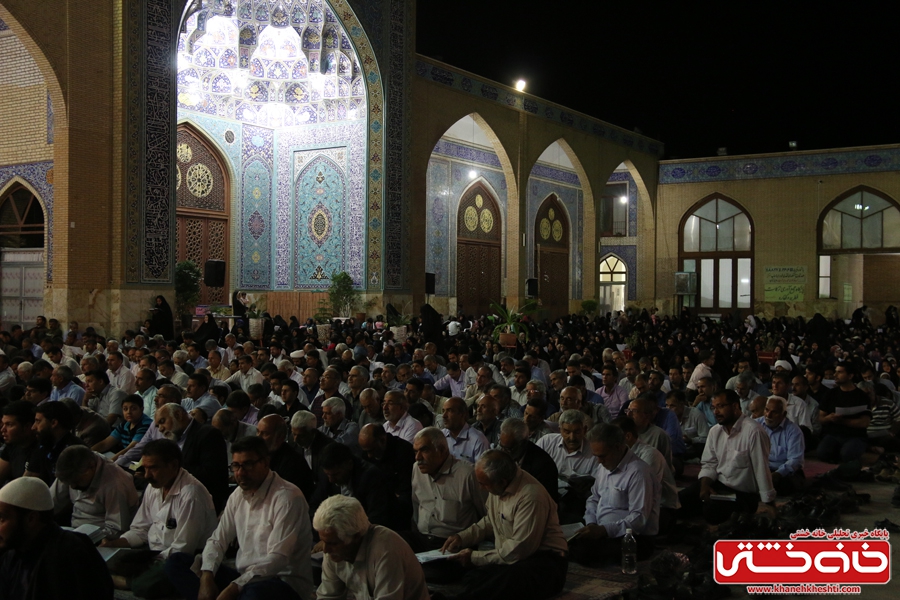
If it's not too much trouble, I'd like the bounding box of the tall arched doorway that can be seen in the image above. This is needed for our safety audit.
[679,195,754,316]
[598,254,627,314]
[175,124,230,306]
[0,184,45,328]
[456,183,501,317]
[534,194,570,318]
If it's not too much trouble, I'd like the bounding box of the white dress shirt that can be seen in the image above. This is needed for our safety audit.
[50,453,139,539]
[584,446,659,537]
[225,367,265,392]
[383,411,423,444]
[200,470,313,598]
[121,468,217,559]
[535,433,597,478]
[108,365,137,395]
[317,525,430,600]
[699,414,775,503]
[630,440,680,510]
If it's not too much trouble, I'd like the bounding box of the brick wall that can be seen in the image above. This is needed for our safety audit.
[0,32,52,165]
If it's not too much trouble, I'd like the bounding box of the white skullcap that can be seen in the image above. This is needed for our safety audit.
[0,477,54,511]
[774,360,793,371]
[289,350,305,359]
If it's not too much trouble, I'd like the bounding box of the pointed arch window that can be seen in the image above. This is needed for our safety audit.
[599,255,627,313]
[679,195,753,312]
[0,185,45,249]
[819,187,900,252]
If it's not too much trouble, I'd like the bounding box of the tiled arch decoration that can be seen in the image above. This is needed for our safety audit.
[125,0,384,288]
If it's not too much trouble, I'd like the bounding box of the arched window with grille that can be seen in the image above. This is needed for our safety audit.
[598,254,627,314]
[0,183,46,328]
[679,194,753,313]
[0,185,44,249]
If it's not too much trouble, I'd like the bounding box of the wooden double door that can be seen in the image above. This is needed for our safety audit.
[456,185,502,317]
[535,195,570,319]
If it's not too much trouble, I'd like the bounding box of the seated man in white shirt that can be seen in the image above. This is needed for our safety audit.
[315,495,430,600]
[100,439,218,598]
[50,445,139,541]
[570,423,660,565]
[164,436,314,600]
[678,389,775,524]
[382,389,423,444]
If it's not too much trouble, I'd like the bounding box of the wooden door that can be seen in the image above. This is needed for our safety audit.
[537,247,569,318]
[456,185,502,317]
[534,195,570,318]
[176,124,230,307]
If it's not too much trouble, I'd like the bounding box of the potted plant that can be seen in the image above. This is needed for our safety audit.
[244,303,265,341]
[581,299,598,317]
[488,301,537,348]
[328,271,361,319]
[386,307,412,344]
[174,260,202,331]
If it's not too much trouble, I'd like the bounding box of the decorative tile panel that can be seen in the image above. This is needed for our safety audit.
[240,124,274,288]
[293,153,348,287]
[660,146,900,184]
[275,121,366,289]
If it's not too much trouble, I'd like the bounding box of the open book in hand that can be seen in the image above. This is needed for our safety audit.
[415,549,459,564]
[62,523,105,545]
[560,522,585,542]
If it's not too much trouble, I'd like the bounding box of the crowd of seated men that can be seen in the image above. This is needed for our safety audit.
[0,304,898,599]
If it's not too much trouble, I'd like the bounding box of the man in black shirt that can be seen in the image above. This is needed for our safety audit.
[256,414,315,499]
[817,363,871,463]
[24,402,85,484]
[0,401,37,485]
[0,477,114,599]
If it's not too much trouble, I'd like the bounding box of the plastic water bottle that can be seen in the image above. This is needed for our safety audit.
[622,528,637,574]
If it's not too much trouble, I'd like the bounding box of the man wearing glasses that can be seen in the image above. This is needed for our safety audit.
[165,436,314,600]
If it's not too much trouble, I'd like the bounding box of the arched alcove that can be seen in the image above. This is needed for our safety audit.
[678,194,754,315]
[426,113,515,314]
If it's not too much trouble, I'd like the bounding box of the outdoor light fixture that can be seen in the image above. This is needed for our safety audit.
[515,79,526,92]
[469,170,477,179]
[788,141,798,149]
[619,196,627,204]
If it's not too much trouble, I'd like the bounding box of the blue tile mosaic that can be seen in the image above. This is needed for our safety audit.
[415,57,665,158]
[275,121,366,289]
[660,146,900,184]
[240,124,274,288]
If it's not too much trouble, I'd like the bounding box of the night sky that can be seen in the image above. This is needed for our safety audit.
[416,2,898,159]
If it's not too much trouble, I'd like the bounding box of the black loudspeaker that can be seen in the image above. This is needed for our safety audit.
[425,273,436,295]
[204,260,226,287]
[526,278,538,298]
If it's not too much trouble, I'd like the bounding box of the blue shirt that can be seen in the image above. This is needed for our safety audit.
[181,393,222,420]
[434,371,467,397]
[756,416,805,477]
[696,400,716,427]
[188,356,209,370]
[443,423,489,463]
[653,408,686,456]
[51,380,85,405]
[111,414,153,446]
[584,446,660,537]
